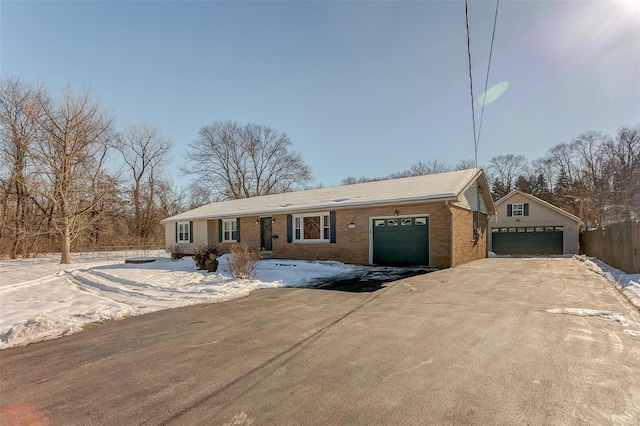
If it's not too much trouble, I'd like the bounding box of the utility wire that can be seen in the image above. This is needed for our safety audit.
[476,0,500,155]
[464,0,478,168]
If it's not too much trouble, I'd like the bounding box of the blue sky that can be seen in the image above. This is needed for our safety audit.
[2,1,638,188]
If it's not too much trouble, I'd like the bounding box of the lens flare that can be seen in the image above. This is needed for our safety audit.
[477,81,509,106]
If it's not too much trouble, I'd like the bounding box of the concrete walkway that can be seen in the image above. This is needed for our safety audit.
[1,257,639,425]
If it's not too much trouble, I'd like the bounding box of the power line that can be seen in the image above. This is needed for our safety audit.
[477,0,500,155]
[465,0,500,169]
[464,0,478,168]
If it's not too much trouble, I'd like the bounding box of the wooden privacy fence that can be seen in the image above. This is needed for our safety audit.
[580,221,640,274]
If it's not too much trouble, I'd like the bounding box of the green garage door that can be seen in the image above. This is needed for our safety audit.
[373,217,429,265]
[492,226,563,255]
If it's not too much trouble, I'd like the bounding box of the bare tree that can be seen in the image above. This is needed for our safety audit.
[0,78,46,258]
[30,86,116,264]
[571,131,612,226]
[487,154,528,199]
[604,124,640,221]
[454,159,477,170]
[182,121,313,201]
[157,181,188,217]
[409,159,451,175]
[115,124,172,239]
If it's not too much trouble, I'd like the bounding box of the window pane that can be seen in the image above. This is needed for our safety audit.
[512,203,524,216]
[295,229,301,239]
[401,219,412,226]
[387,219,398,226]
[415,218,427,225]
[323,228,329,239]
[303,216,320,239]
[375,220,385,227]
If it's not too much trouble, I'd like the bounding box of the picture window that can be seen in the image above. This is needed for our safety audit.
[293,212,330,242]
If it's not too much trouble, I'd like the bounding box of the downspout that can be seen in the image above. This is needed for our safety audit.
[446,200,453,267]
[476,185,482,260]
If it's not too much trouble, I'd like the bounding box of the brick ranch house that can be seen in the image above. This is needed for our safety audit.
[161,168,496,268]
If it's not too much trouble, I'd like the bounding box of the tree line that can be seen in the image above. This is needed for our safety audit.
[0,79,312,262]
[2,77,637,262]
[341,125,639,230]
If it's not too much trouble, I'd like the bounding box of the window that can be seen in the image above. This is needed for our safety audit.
[387,219,398,226]
[374,219,385,227]
[222,219,237,242]
[401,218,412,226]
[293,212,330,242]
[415,218,427,225]
[177,222,190,243]
[512,203,524,216]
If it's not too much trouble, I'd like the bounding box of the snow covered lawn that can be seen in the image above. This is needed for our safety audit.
[0,251,365,350]
[2,252,637,351]
[574,254,640,310]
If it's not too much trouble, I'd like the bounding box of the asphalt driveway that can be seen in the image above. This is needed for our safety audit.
[2,257,639,425]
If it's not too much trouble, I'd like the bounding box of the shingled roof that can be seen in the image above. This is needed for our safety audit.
[161,168,493,223]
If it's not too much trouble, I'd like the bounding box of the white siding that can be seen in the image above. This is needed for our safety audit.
[454,182,488,214]
[488,193,580,254]
[164,220,208,254]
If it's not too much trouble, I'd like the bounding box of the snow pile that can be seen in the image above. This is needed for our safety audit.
[574,255,640,310]
[546,307,640,337]
[0,252,362,350]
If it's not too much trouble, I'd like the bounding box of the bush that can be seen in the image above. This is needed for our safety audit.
[194,245,218,272]
[169,244,185,260]
[226,243,260,279]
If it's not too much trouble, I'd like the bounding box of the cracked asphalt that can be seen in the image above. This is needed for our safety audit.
[1,257,639,425]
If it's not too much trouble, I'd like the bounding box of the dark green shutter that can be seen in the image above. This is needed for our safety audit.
[524,203,529,216]
[236,218,241,242]
[507,204,512,217]
[189,221,193,243]
[175,222,178,243]
[287,215,292,243]
[218,219,223,243]
[330,211,336,243]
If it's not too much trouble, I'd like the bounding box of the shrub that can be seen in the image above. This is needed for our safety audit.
[194,245,218,272]
[226,243,260,279]
[169,244,185,260]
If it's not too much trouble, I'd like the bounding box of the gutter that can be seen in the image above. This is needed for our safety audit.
[160,196,461,224]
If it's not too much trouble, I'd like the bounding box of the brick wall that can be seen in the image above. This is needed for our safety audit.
[450,205,488,266]
[208,203,452,267]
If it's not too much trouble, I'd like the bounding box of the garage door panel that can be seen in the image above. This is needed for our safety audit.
[492,230,562,255]
[373,217,429,265]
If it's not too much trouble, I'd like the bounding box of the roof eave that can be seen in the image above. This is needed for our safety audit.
[160,194,460,223]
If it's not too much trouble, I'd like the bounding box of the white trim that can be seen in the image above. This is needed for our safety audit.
[221,218,237,243]
[292,211,330,243]
[177,221,190,243]
[512,203,524,216]
[368,213,431,265]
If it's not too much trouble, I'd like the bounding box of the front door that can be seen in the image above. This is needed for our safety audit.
[260,217,273,250]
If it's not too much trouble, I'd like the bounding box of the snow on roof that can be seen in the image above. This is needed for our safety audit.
[161,168,484,223]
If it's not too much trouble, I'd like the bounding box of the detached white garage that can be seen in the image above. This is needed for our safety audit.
[489,190,582,255]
